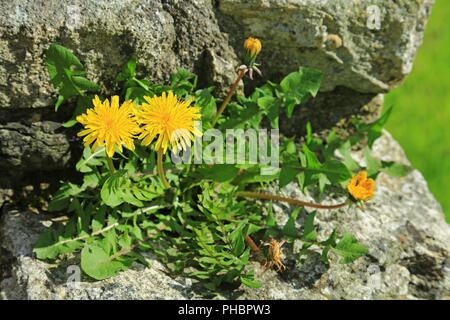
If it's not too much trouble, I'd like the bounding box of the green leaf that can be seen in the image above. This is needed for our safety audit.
[33,229,62,260]
[353,107,393,148]
[266,206,277,228]
[81,244,128,280]
[302,211,317,242]
[333,233,368,264]
[101,172,125,207]
[229,223,245,256]
[381,161,413,177]
[46,44,98,111]
[71,76,100,91]
[46,44,83,81]
[48,183,84,212]
[339,141,360,172]
[364,147,381,177]
[303,144,321,169]
[368,107,392,147]
[125,86,150,103]
[198,164,240,183]
[320,160,352,183]
[279,164,300,188]
[284,150,350,188]
[320,229,337,264]
[170,68,197,95]
[257,96,276,109]
[76,147,106,173]
[240,274,262,288]
[221,103,261,129]
[283,208,300,237]
[196,88,216,123]
[116,58,136,82]
[34,226,83,260]
[278,67,322,117]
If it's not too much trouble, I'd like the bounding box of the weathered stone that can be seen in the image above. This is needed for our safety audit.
[218,0,434,93]
[0,0,241,194]
[0,0,238,111]
[0,0,435,192]
[1,133,448,300]
[0,121,71,172]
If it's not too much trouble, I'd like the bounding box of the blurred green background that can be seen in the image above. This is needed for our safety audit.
[385,0,450,222]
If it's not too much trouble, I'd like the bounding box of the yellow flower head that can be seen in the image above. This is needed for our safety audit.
[76,95,139,158]
[244,37,262,57]
[347,171,375,202]
[136,91,202,154]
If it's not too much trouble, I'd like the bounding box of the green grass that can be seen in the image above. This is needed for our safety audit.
[385,0,450,222]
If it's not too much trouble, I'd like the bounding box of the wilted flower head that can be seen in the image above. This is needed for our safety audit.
[76,95,139,158]
[136,91,202,154]
[244,37,262,58]
[347,171,375,202]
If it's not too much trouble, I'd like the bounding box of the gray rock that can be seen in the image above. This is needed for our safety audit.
[0,0,435,195]
[0,0,238,110]
[1,132,449,300]
[218,0,434,93]
[0,121,71,172]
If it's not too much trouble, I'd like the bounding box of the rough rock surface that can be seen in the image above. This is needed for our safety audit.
[0,0,238,110]
[1,132,449,300]
[218,0,434,93]
[0,0,239,202]
[0,1,434,179]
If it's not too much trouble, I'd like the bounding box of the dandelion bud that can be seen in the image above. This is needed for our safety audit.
[244,37,262,58]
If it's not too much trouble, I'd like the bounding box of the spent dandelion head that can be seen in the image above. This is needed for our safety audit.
[76,95,139,158]
[347,170,375,202]
[137,91,202,154]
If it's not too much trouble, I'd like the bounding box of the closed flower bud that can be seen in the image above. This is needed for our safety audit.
[244,37,262,57]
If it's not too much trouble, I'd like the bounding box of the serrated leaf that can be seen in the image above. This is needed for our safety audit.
[196,88,216,123]
[302,211,317,242]
[278,67,322,117]
[283,208,300,237]
[333,233,368,264]
[279,164,300,188]
[230,223,245,256]
[116,58,136,82]
[101,171,125,207]
[240,274,262,288]
[198,164,239,183]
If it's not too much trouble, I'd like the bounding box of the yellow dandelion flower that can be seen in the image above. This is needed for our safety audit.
[244,37,262,57]
[347,170,375,202]
[76,95,139,158]
[137,91,202,154]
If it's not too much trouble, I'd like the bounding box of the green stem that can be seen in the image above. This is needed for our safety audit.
[157,149,171,189]
[236,191,347,209]
[212,68,246,127]
[106,153,116,173]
